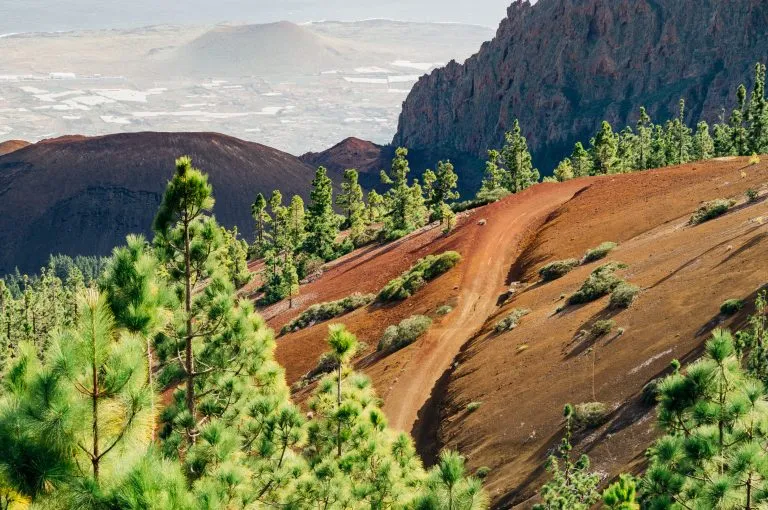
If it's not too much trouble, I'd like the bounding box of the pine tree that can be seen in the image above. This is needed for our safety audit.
[553,158,574,182]
[570,142,593,177]
[381,148,427,239]
[602,475,639,510]
[591,121,619,175]
[0,291,156,504]
[365,189,386,224]
[533,404,600,510]
[668,99,693,164]
[220,226,252,288]
[306,167,339,261]
[731,84,749,156]
[152,156,231,444]
[336,169,365,227]
[636,107,653,170]
[287,194,306,249]
[501,120,540,192]
[418,450,488,510]
[424,160,459,230]
[692,121,715,161]
[250,192,271,257]
[747,62,768,155]
[616,126,638,172]
[642,330,768,509]
[648,124,669,168]
[479,149,507,192]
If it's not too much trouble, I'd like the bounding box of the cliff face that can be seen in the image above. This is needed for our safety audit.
[395,0,768,169]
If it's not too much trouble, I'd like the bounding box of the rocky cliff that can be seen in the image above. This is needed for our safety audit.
[394,0,768,170]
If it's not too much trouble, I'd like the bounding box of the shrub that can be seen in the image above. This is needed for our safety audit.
[746,188,759,202]
[720,298,744,316]
[378,315,433,352]
[436,305,453,316]
[281,293,375,334]
[494,308,531,333]
[539,259,580,281]
[454,188,511,213]
[568,262,627,305]
[689,199,736,225]
[378,251,461,302]
[572,402,608,429]
[641,379,660,406]
[583,242,617,263]
[591,319,616,337]
[609,283,640,309]
[749,153,761,165]
[466,401,482,412]
[475,466,491,479]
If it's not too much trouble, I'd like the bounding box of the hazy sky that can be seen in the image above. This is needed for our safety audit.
[2,1,516,33]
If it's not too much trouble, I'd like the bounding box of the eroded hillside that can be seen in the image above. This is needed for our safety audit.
[266,156,768,508]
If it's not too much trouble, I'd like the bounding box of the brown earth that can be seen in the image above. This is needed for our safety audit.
[300,137,385,175]
[268,156,768,508]
[0,140,29,156]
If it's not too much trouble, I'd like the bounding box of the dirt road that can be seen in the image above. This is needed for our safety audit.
[382,181,588,432]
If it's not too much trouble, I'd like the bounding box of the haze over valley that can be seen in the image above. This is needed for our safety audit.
[0,20,493,154]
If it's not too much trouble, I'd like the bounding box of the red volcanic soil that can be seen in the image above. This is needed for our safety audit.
[0,139,30,156]
[266,156,768,508]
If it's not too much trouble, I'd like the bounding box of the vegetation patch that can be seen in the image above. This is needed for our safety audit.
[466,401,483,412]
[591,319,616,337]
[281,292,375,334]
[689,198,736,225]
[377,251,461,302]
[436,305,453,316]
[494,308,531,333]
[539,259,580,282]
[720,298,744,316]
[609,283,640,309]
[378,315,433,352]
[568,262,627,305]
[572,402,609,430]
[746,188,759,202]
[582,242,617,263]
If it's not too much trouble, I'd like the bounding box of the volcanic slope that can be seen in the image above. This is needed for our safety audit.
[0,132,326,274]
[268,156,768,508]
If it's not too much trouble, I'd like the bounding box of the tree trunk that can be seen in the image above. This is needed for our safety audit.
[184,215,196,443]
[337,363,342,457]
[91,322,100,482]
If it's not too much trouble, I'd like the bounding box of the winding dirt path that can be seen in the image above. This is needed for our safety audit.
[382,181,589,432]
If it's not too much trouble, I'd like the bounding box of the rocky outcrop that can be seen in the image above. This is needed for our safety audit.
[0,132,326,273]
[394,0,768,170]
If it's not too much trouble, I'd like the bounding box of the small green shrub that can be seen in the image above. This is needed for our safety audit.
[494,308,531,333]
[720,298,744,316]
[466,401,483,412]
[539,259,580,281]
[454,188,511,213]
[641,379,660,406]
[475,466,491,479]
[281,293,375,334]
[591,319,616,337]
[378,251,461,302]
[746,188,759,202]
[689,199,736,225]
[583,242,617,263]
[378,315,433,352]
[749,153,761,165]
[609,283,640,309]
[436,305,453,316]
[568,262,627,305]
[572,402,608,429]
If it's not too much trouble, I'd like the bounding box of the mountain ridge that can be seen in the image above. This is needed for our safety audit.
[394,0,768,170]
